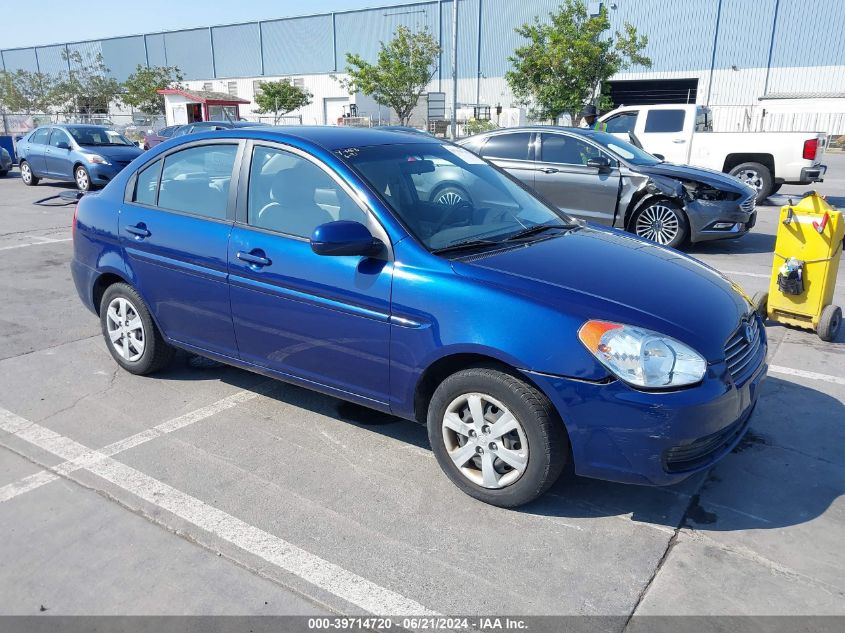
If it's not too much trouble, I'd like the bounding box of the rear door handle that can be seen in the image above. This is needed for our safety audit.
[124,224,151,238]
[539,167,559,174]
[672,139,687,144]
[236,251,271,266]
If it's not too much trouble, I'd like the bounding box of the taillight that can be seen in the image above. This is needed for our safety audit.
[803,138,819,161]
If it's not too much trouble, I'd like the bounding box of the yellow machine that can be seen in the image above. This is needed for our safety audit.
[753,192,843,341]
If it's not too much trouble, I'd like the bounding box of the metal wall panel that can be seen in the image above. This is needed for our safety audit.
[713,0,777,70]
[34,45,69,76]
[213,23,262,78]
[479,0,559,78]
[144,33,167,68]
[607,0,719,72]
[67,41,103,70]
[101,37,148,81]
[440,0,479,87]
[770,0,845,69]
[163,29,213,79]
[334,3,439,70]
[262,14,334,75]
[1,48,39,72]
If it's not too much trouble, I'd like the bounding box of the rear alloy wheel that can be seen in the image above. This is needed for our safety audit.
[75,165,92,192]
[428,367,567,507]
[20,161,39,186]
[632,200,689,248]
[100,283,174,375]
[432,185,470,207]
[729,162,773,202]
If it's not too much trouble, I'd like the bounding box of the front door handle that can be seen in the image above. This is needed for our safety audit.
[236,251,271,266]
[672,139,687,144]
[539,167,559,174]
[124,224,151,238]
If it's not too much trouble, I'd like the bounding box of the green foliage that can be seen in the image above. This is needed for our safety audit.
[254,79,313,124]
[53,50,120,116]
[0,69,60,114]
[341,25,441,126]
[465,118,498,136]
[119,64,183,115]
[506,0,651,123]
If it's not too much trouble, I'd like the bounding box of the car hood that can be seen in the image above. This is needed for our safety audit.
[79,145,143,162]
[633,162,751,195]
[451,226,751,362]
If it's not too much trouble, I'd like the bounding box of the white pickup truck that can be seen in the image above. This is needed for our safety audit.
[598,104,827,202]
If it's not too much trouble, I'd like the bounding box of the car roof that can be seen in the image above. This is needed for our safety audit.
[207,125,441,151]
[54,124,111,130]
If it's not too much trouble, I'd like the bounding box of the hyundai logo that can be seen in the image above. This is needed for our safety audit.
[743,322,754,343]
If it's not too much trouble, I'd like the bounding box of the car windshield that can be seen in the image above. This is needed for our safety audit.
[588,131,662,166]
[67,127,133,147]
[341,143,572,251]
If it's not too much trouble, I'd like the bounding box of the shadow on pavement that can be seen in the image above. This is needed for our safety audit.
[687,230,776,256]
[147,362,843,534]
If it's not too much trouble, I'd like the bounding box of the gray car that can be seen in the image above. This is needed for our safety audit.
[0,147,12,176]
[454,127,757,249]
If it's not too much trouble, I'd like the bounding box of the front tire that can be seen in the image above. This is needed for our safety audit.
[20,161,39,186]
[100,283,174,375]
[631,199,689,248]
[751,291,768,320]
[75,165,93,192]
[431,184,471,207]
[427,367,568,508]
[729,162,773,203]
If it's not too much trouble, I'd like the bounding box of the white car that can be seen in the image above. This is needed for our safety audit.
[599,104,827,201]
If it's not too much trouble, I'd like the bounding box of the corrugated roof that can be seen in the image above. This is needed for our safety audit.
[760,92,845,100]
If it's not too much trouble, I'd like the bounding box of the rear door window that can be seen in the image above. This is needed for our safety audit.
[644,109,686,133]
[156,144,238,219]
[479,133,533,161]
[30,128,51,144]
[133,159,162,206]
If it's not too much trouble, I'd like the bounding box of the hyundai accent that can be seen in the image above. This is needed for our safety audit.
[71,127,767,507]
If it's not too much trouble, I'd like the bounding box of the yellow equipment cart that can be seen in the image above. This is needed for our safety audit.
[753,192,843,342]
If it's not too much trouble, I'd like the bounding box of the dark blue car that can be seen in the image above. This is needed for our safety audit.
[71,127,767,507]
[17,124,143,191]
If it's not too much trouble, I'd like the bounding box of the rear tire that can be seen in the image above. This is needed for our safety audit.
[817,305,842,342]
[99,282,174,375]
[20,161,39,186]
[729,162,773,203]
[431,184,471,207]
[427,367,568,507]
[0,169,8,177]
[769,183,783,196]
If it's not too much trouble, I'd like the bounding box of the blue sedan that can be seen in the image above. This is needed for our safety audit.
[70,127,766,507]
[17,124,143,191]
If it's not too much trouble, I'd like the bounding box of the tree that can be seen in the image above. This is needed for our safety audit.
[119,64,183,115]
[254,79,312,124]
[506,0,651,124]
[0,69,60,114]
[340,25,440,126]
[53,50,120,116]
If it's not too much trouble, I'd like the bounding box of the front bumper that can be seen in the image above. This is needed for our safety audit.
[525,346,767,486]
[686,197,756,243]
[0,158,11,172]
[88,162,125,185]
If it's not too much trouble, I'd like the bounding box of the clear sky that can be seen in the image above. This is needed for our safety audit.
[1,0,417,49]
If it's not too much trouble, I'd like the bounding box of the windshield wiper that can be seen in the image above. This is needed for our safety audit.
[430,238,501,255]
[503,222,577,242]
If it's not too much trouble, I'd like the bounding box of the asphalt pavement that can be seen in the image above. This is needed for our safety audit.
[0,154,843,627]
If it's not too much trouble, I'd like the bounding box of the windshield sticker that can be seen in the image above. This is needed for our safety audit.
[336,148,360,159]
[441,144,486,165]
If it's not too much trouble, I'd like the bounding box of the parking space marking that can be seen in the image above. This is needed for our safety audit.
[722,270,845,289]
[0,237,72,252]
[0,408,438,616]
[0,388,264,504]
[769,365,845,386]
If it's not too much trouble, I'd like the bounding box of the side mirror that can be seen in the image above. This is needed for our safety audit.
[310,221,383,257]
[56,141,71,150]
[653,153,665,161]
[586,156,611,171]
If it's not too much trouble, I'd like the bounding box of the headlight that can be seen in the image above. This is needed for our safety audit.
[578,320,706,388]
[84,154,110,165]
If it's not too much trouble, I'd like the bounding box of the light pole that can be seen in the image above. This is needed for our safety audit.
[450,0,458,139]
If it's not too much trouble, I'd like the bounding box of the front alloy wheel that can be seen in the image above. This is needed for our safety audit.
[75,166,91,192]
[442,393,529,489]
[20,161,37,186]
[633,201,688,248]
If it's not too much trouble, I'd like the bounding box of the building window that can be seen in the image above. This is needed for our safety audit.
[202,82,213,92]
[253,80,264,96]
[227,81,238,97]
[292,78,304,88]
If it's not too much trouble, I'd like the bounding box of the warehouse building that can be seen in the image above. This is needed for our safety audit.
[1,0,843,134]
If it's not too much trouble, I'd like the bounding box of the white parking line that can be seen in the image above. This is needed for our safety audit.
[0,407,437,616]
[769,365,845,386]
[722,269,845,289]
[0,388,262,503]
[0,237,72,252]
